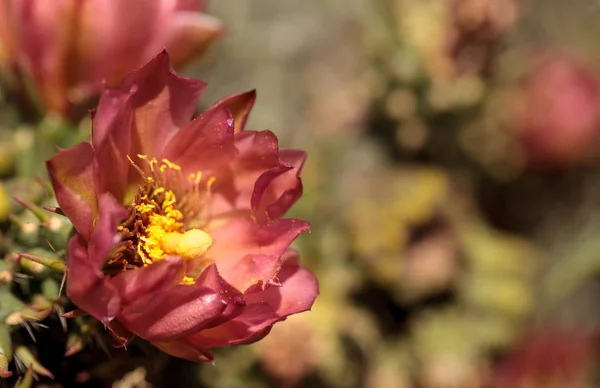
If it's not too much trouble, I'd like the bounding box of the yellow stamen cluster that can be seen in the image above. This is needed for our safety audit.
[130,156,213,266]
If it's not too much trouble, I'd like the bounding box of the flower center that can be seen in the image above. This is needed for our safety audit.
[104,156,213,279]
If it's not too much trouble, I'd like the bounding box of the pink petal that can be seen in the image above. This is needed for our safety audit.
[91,88,134,200]
[110,256,186,306]
[66,234,120,323]
[175,0,207,11]
[161,104,236,174]
[206,217,310,264]
[185,262,319,348]
[46,142,97,240]
[245,263,319,318]
[87,193,129,270]
[14,0,73,114]
[215,254,282,293]
[184,302,278,348]
[209,130,281,216]
[118,284,228,342]
[209,90,257,133]
[165,12,223,69]
[118,264,245,342]
[192,264,246,329]
[118,51,206,160]
[152,339,214,362]
[81,1,173,88]
[252,149,306,221]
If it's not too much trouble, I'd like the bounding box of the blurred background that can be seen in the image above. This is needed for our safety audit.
[4,0,600,386]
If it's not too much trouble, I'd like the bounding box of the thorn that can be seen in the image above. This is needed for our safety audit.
[45,239,56,252]
[62,309,87,319]
[55,305,67,332]
[41,206,66,217]
[59,272,67,298]
[22,322,37,343]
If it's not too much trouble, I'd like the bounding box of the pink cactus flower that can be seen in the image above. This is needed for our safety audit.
[512,53,600,168]
[0,0,222,120]
[492,329,595,388]
[46,51,318,362]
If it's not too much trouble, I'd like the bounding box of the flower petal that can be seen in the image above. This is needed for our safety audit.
[91,88,134,200]
[152,339,214,362]
[110,256,186,306]
[182,261,319,349]
[117,263,245,343]
[215,254,282,293]
[245,263,319,318]
[184,303,278,348]
[87,193,129,270]
[166,12,223,69]
[120,51,207,159]
[118,284,227,342]
[46,142,97,240]
[207,217,310,264]
[209,130,281,216]
[161,104,236,174]
[209,90,257,132]
[252,149,306,221]
[66,234,120,323]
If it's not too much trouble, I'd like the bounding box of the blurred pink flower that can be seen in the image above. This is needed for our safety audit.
[512,53,600,168]
[492,329,594,388]
[0,0,222,119]
[46,51,318,362]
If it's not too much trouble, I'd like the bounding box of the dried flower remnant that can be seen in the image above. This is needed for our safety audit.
[0,0,223,120]
[46,51,318,362]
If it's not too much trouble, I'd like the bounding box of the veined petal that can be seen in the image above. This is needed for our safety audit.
[161,104,236,173]
[110,256,186,306]
[216,254,282,293]
[119,51,207,159]
[245,263,319,318]
[206,217,310,264]
[184,261,319,349]
[184,303,278,348]
[46,142,97,240]
[118,284,227,342]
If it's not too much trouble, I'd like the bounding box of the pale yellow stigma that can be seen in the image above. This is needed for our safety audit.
[161,229,213,259]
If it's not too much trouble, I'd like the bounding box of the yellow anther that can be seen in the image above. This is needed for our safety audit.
[161,159,181,171]
[161,229,212,259]
[136,203,155,213]
[153,187,165,196]
[207,177,216,188]
[181,276,196,285]
[137,154,148,160]
[148,158,158,171]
